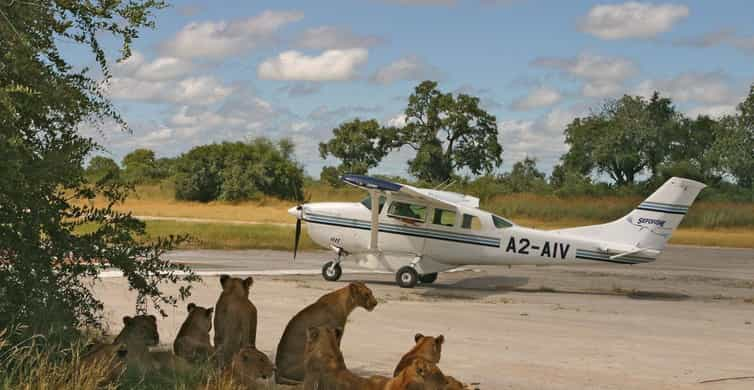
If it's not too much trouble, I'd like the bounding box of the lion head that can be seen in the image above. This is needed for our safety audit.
[305,325,344,369]
[184,302,213,333]
[413,333,443,363]
[444,375,468,390]
[230,346,274,382]
[348,282,378,312]
[114,315,159,348]
[220,274,253,298]
[399,358,447,390]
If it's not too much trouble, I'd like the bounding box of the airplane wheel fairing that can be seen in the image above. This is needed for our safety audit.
[322,261,342,282]
[419,273,438,284]
[396,266,418,288]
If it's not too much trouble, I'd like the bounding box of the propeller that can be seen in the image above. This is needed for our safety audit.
[293,205,302,261]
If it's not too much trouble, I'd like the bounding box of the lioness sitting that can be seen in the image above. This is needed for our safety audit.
[275,282,378,384]
[302,325,388,390]
[114,314,191,374]
[80,342,128,384]
[386,358,447,390]
[394,333,444,377]
[223,346,275,389]
[214,275,257,366]
[173,302,214,362]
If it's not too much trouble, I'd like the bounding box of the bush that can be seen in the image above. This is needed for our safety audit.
[174,139,304,202]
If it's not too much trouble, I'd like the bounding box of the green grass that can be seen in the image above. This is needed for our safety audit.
[143,221,318,251]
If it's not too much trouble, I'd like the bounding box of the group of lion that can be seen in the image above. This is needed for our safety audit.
[82,275,474,389]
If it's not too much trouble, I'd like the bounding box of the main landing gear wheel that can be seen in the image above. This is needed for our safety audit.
[396,266,419,288]
[419,272,438,284]
[322,261,342,282]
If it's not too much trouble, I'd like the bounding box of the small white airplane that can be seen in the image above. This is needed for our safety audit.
[289,175,705,288]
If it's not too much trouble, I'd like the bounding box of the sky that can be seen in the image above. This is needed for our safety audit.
[80,0,754,178]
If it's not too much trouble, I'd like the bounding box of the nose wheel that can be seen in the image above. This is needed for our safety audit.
[322,261,342,282]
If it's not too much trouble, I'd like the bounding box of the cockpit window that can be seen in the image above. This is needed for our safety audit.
[492,215,513,228]
[360,195,386,213]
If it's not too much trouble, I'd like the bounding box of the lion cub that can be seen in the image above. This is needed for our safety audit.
[303,325,389,390]
[173,302,213,362]
[394,333,444,377]
[214,275,257,366]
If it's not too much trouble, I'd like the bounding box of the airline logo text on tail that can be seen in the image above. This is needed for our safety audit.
[505,236,570,259]
[637,217,666,227]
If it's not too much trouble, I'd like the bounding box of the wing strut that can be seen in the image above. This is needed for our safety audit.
[368,189,380,250]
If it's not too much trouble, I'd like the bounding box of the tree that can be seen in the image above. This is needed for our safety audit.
[711,85,754,187]
[174,139,304,202]
[504,157,547,192]
[399,81,502,182]
[86,156,121,184]
[0,0,197,342]
[318,119,393,176]
[123,148,159,183]
[563,96,654,185]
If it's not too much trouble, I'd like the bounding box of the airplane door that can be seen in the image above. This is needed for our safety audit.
[379,199,427,255]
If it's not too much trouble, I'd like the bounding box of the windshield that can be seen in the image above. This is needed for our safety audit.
[492,214,513,228]
[360,195,386,213]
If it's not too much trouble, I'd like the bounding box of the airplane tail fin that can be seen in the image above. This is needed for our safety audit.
[553,177,706,253]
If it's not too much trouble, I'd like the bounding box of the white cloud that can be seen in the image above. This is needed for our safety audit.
[257,49,369,81]
[162,10,304,59]
[371,55,442,84]
[633,72,738,104]
[532,53,638,97]
[295,26,384,50]
[114,51,194,81]
[386,113,408,128]
[579,2,689,40]
[108,76,233,105]
[511,87,562,111]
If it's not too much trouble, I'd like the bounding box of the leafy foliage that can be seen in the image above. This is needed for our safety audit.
[0,0,197,343]
[174,139,304,202]
[319,118,393,178]
[85,156,121,184]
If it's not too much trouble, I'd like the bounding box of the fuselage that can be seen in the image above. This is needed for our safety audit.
[290,198,656,272]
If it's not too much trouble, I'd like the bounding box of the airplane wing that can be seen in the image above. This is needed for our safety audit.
[341,174,475,209]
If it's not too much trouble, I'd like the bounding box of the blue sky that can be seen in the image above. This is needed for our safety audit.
[83,0,754,177]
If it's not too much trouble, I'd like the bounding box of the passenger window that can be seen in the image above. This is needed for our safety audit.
[492,215,512,228]
[388,201,426,222]
[461,214,482,230]
[360,195,386,213]
[432,209,456,227]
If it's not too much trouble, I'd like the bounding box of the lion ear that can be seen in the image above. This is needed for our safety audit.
[436,335,444,345]
[243,277,254,289]
[148,315,157,323]
[414,333,424,343]
[123,316,132,325]
[187,303,196,311]
[220,274,230,288]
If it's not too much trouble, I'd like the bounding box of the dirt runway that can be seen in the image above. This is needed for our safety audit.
[95,245,754,389]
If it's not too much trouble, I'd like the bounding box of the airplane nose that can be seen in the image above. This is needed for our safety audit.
[288,206,302,218]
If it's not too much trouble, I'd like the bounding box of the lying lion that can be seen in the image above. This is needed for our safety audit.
[222,345,275,389]
[275,282,378,384]
[394,333,444,377]
[386,358,447,390]
[114,314,191,374]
